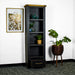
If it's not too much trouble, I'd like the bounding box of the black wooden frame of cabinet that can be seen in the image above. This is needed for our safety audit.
[25,5,46,68]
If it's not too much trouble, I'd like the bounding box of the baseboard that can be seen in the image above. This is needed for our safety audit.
[46,59,75,64]
[0,59,74,67]
[0,63,26,67]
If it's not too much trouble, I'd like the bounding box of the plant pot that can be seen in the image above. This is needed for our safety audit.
[52,45,64,55]
[37,40,42,44]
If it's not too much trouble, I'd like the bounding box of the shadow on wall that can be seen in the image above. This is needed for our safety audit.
[48,46,54,59]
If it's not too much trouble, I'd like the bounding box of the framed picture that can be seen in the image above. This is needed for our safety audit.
[6,8,24,33]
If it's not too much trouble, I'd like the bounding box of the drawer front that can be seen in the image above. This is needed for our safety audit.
[31,60,45,68]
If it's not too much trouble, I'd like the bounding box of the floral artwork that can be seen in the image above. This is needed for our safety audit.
[6,8,24,33]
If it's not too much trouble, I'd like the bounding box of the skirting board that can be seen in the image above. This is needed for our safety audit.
[46,59,75,64]
[0,59,74,67]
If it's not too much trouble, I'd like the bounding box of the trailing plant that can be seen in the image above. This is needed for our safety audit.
[36,35,42,40]
[48,29,71,46]
[29,22,35,28]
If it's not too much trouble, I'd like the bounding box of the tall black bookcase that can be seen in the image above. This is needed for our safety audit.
[25,4,46,68]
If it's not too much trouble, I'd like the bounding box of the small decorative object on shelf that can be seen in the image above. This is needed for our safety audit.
[30,14,39,19]
[48,29,71,67]
[36,35,43,44]
[29,22,35,32]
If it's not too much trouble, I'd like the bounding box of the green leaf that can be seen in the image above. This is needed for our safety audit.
[48,29,71,46]
[62,36,71,43]
[36,35,42,40]
[48,29,58,38]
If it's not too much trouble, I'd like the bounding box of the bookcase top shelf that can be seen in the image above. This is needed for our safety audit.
[24,4,46,7]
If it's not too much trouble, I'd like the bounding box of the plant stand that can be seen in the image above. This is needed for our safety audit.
[53,55,63,67]
[52,45,63,67]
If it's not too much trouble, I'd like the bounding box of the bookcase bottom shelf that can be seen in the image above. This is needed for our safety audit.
[30,60,45,68]
[28,56,45,68]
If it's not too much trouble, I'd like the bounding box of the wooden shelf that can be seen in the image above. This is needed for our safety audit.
[29,19,44,21]
[24,4,46,7]
[29,32,43,34]
[30,56,43,59]
[30,44,43,46]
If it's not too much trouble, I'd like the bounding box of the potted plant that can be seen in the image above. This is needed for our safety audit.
[29,22,35,32]
[36,35,42,44]
[48,29,71,55]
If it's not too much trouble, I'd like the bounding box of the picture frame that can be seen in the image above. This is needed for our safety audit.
[6,8,24,33]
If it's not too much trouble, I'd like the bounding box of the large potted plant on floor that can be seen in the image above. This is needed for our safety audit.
[48,29,71,55]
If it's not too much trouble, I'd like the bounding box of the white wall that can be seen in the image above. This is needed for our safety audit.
[46,0,73,61]
[0,0,73,64]
[73,0,75,59]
